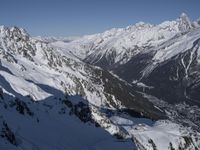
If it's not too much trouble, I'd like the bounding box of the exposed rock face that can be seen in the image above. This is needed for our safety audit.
[0,121,17,146]
[0,13,200,150]
[50,13,200,108]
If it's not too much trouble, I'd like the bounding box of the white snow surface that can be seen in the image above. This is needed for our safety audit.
[50,13,198,66]
[0,14,200,150]
[110,116,200,150]
[0,26,136,150]
[0,98,135,150]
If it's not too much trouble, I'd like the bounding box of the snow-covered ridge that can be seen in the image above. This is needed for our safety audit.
[0,25,109,107]
[139,27,200,78]
[50,13,200,67]
[0,25,161,115]
[0,16,200,149]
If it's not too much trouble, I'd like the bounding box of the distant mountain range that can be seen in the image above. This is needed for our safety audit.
[0,13,200,150]
[51,13,200,109]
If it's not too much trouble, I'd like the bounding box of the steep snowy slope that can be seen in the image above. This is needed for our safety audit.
[50,13,200,107]
[0,96,135,150]
[114,27,200,107]
[50,13,198,68]
[0,25,164,119]
[0,25,142,149]
[0,25,200,150]
[0,25,159,149]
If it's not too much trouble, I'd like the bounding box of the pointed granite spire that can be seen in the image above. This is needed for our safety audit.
[177,12,192,31]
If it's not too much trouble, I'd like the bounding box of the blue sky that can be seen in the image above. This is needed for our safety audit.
[0,0,199,36]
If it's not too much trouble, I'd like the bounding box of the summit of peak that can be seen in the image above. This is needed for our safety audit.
[178,12,191,23]
[176,12,192,31]
[0,25,30,40]
[180,12,189,18]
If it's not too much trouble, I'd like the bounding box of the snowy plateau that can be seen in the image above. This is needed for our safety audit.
[0,13,200,150]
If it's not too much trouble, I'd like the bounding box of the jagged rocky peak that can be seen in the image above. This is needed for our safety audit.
[0,20,200,149]
[135,21,154,28]
[179,12,189,18]
[177,12,192,31]
[120,13,193,32]
[125,21,154,31]
[0,25,39,62]
[0,25,29,41]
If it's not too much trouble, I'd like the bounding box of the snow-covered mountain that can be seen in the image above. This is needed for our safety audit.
[0,25,141,149]
[50,13,199,67]
[50,13,200,107]
[0,13,200,150]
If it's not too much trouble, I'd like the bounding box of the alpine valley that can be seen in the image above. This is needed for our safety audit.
[0,13,200,150]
